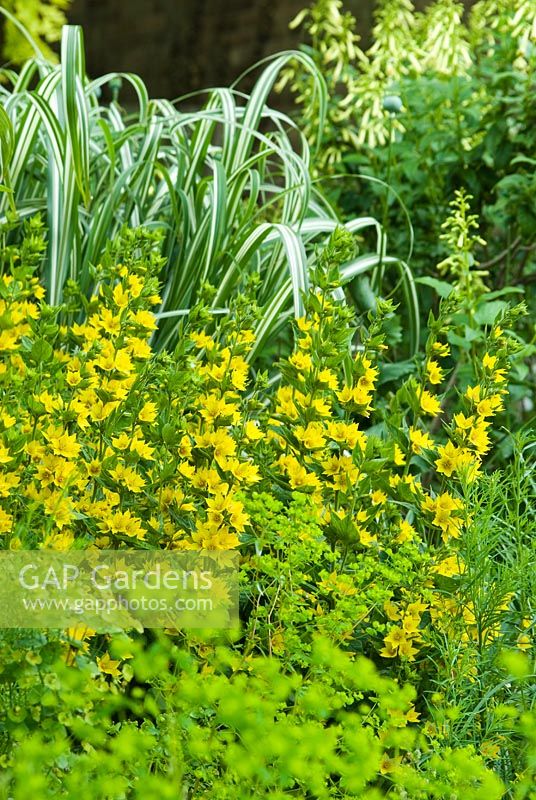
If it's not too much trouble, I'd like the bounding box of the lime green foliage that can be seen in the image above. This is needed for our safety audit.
[2,630,521,799]
[0,1,71,63]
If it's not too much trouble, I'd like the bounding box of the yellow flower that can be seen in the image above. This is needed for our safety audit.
[465,385,481,404]
[130,434,155,460]
[89,400,117,423]
[371,489,387,506]
[309,395,332,416]
[112,432,131,451]
[127,274,144,298]
[379,754,403,775]
[401,614,420,634]
[419,389,441,417]
[453,413,474,431]
[436,440,463,478]
[331,464,360,492]
[352,385,373,410]
[190,332,215,349]
[199,393,238,424]
[432,341,450,358]
[476,394,503,417]
[279,454,320,491]
[0,443,12,464]
[230,356,249,391]
[132,309,157,330]
[35,390,62,414]
[468,421,491,454]
[244,420,264,441]
[317,368,339,390]
[113,349,133,374]
[517,634,532,652]
[357,527,377,547]
[86,459,102,478]
[0,506,13,533]
[325,421,366,451]
[406,706,421,723]
[409,427,434,454]
[97,653,122,677]
[426,360,444,385]
[433,555,465,577]
[109,464,145,493]
[129,338,152,359]
[482,352,497,371]
[179,461,195,480]
[398,639,419,660]
[0,412,16,428]
[98,308,122,335]
[289,351,312,372]
[296,317,312,332]
[336,385,353,405]
[210,429,237,464]
[295,421,326,450]
[221,458,260,485]
[396,519,415,543]
[235,328,255,346]
[42,493,74,529]
[112,284,129,309]
[381,626,419,660]
[178,436,193,459]
[422,491,464,541]
[45,427,81,460]
[384,600,401,621]
[139,401,158,423]
[393,444,405,466]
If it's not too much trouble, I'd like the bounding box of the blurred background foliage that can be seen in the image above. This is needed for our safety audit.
[1,0,475,95]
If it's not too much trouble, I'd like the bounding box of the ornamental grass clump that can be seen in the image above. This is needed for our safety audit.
[0,23,420,358]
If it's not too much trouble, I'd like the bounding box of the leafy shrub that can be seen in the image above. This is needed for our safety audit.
[283,0,536,413]
[3,628,524,799]
[0,3,534,798]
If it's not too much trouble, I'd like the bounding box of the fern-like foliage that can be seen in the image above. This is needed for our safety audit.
[1,0,71,64]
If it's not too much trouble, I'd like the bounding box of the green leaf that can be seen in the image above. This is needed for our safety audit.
[30,339,53,363]
[474,300,508,326]
[415,276,453,298]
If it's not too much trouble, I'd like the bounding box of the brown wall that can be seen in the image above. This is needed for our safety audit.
[69,0,307,97]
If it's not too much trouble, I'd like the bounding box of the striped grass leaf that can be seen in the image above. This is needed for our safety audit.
[0,23,418,359]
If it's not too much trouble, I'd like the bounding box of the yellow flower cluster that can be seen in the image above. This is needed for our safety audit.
[0,259,262,552]
[380,600,428,661]
[0,250,522,670]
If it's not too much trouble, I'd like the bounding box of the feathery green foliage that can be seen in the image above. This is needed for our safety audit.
[0,1,71,64]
